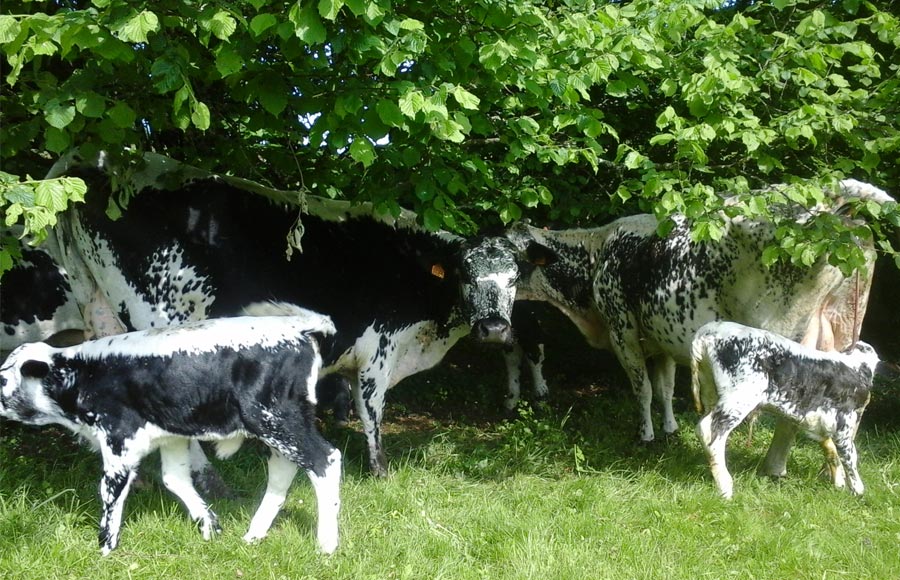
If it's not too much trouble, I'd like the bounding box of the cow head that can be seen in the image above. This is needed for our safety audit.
[461,224,561,345]
[0,342,58,425]
[458,236,521,345]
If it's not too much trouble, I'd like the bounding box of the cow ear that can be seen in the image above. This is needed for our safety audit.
[526,242,557,267]
[21,360,50,380]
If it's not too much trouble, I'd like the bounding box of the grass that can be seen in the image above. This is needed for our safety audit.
[2,338,899,580]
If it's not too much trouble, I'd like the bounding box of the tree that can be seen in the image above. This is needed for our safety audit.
[2,0,899,277]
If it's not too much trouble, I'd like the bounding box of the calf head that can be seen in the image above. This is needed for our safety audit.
[0,342,60,425]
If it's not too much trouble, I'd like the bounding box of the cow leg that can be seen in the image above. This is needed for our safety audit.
[651,355,678,436]
[160,439,221,539]
[97,462,138,555]
[609,334,655,441]
[760,418,798,478]
[503,344,524,411]
[352,370,390,477]
[524,343,549,401]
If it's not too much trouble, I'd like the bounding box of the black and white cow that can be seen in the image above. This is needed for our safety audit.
[691,320,880,498]
[471,180,893,479]
[0,309,341,554]
[44,151,515,477]
[1,239,84,351]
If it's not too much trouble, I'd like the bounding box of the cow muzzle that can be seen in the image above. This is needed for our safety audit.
[471,317,513,345]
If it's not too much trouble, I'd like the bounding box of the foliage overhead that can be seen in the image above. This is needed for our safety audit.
[1,0,899,277]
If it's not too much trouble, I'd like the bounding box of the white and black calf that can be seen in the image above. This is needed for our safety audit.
[46,151,518,477]
[471,180,892,480]
[691,321,880,498]
[0,311,341,555]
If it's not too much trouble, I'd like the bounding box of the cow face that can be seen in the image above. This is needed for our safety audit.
[0,342,57,425]
[458,237,521,344]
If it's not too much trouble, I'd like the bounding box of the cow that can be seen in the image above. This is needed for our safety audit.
[0,309,341,555]
[469,180,893,479]
[43,150,517,477]
[1,237,84,351]
[691,320,881,498]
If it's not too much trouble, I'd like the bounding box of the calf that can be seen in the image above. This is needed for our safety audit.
[0,309,341,555]
[691,321,880,499]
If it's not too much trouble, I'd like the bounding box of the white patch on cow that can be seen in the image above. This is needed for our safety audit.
[54,313,334,361]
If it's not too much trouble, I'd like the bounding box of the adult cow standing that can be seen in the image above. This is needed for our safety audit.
[471,180,893,479]
[1,238,84,351]
[44,151,509,477]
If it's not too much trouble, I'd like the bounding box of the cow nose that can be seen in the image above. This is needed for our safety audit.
[472,317,512,344]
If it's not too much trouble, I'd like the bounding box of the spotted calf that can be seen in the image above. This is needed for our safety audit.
[691,321,880,499]
[0,309,341,555]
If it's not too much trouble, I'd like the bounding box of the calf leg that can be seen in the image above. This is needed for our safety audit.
[244,450,299,543]
[697,401,756,499]
[97,464,138,555]
[819,438,847,489]
[245,408,342,552]
[833,426,865,495]
[160,440,221,539]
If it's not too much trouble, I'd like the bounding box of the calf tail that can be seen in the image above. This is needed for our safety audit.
[241,300,337,338]
[690,337,706,415]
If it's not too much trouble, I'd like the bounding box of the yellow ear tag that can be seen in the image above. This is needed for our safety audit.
[431,264,445,279]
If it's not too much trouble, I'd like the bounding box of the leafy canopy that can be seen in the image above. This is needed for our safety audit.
[1,0,899,277]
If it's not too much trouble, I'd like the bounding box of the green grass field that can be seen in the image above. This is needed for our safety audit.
[2,339,899,580]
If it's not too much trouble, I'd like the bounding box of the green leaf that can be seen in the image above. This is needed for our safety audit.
[151,57,185,93]
[76,92,106,118]
[399,18,425,31]
[259,86,288,116]
[34,180,69,212]
[191,101,211,130]
[376,99,405,127]
[423,207,442,231]
[399,90,425,118]
[107,102,136,128]
[0,15,21,44]
[349,138,376,167]
[216,48,244,77]
[607,80,629,97]
[45,101,76,129]
[290,3,327,45]
[208,11,237,41]
[250,14,278,37]
[117,10,159,43]
[451,86,480,110]
[319,0,344,20]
